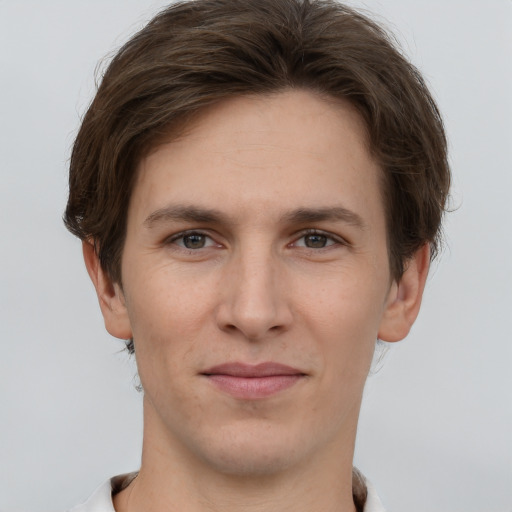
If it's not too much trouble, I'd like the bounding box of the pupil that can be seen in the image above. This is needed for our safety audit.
[305,234,327,248]
[183,234,205,249]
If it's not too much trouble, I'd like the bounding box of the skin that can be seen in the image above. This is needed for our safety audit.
[84,90,429,512]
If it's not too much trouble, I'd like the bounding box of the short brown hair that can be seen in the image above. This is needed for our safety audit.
[64,0,450,284]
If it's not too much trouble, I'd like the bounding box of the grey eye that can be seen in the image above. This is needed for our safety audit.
[182,234,207,249]
[304,234,328,248]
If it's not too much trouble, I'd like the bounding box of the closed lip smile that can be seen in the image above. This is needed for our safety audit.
[201,362,307,399]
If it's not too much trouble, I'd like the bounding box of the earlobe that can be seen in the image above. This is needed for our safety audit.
[378,244,430,343]
[82,240,133,340]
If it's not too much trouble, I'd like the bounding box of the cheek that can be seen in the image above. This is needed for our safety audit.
[303,269,387,336]
[126,259,213,324]
[291,281,381,437]
[123,264,217,371]
[298,269,387,377]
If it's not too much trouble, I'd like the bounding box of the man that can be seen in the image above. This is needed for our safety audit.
[65,0,450,510]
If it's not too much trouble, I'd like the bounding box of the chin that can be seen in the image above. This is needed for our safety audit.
[191,423,312,477]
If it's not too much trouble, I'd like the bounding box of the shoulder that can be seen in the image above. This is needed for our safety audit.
[67,479,113,512]
[363,478,387,512]
[353,467,386,512]
[68,473,136,512]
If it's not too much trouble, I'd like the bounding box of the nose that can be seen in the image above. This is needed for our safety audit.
[215,246,293,341]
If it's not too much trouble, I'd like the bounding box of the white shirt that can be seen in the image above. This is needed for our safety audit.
[69,473,386,512]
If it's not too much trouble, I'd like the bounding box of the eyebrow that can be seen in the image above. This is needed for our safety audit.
[144,204,366,230]
[281,207,366,230]
[144,205,229,227]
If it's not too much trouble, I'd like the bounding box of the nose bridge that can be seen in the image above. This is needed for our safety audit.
[238,243,275,305]
[219,240,290,340]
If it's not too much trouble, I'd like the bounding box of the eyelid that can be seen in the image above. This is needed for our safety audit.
[165,229,220,248]
[163,228,348,250]
[290,228,349,248]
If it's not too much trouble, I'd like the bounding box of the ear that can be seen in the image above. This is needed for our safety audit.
[378,244,430,343]
[82,240,133,340]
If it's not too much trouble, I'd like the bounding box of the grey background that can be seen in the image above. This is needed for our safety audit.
[1,1,511,511]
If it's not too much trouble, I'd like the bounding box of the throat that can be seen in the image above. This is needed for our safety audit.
[112,467,366,512]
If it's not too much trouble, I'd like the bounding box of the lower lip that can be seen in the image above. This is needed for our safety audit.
[205,374,303,399]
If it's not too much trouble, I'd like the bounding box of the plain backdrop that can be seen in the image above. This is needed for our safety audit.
[1,1,511,511]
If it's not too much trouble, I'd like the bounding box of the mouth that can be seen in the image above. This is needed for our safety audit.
[201,362,306,400]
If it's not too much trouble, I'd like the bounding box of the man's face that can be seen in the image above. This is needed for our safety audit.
[104,90,404,475]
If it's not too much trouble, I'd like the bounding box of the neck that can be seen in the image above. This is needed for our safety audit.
[114,398,360,512]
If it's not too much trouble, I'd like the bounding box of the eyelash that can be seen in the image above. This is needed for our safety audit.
[291,228,347,250]
[165,230,219,251]
[165,228,347,253]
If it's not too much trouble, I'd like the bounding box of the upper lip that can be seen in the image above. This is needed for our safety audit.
[202,362,305,377]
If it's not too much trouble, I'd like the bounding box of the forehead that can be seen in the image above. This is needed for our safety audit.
[130,90,383,228]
